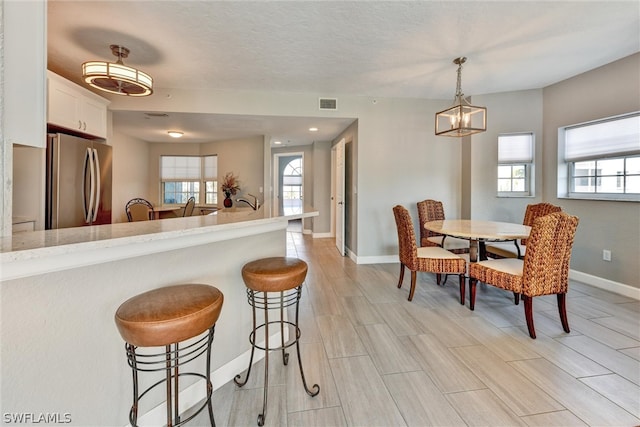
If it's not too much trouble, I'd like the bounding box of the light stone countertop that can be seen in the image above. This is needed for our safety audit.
[1,206,318,280]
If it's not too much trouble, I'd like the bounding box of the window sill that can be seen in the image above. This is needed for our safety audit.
[497,193,534,198]
[559,194,639,202]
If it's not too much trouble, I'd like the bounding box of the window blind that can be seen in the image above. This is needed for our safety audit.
[161,156,201,180]
[565,113,640,161]
[204,155,217,179]
[498,133,533,163]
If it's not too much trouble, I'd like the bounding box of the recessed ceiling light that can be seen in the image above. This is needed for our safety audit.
[167,131,184,138]
[309,127,318,132]
[274,140,282,145]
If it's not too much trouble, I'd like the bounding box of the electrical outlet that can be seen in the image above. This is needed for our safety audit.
[602,249,612,262]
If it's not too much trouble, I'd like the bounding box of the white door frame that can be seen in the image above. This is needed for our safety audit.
[272,151,304,217]
[332,139,345,255]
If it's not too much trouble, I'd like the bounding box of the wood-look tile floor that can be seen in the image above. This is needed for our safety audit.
[194,231,640,426]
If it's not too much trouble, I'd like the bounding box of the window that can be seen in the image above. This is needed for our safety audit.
[204,155,218,204]
[561,112,640,200]
[282,158,303,215]
[498,133,534,196]
[160,155,217,205]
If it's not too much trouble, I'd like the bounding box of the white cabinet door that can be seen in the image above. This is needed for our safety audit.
[48,77,82,131]
[47,71,110,138]
[82,96,108,137]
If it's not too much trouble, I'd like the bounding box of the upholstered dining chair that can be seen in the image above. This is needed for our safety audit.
[182,196,196,217]
[125,198,154,222]
[417,199,469,254]
[485,202,562,259]
[468,212,579,339]
[393,205,467,302]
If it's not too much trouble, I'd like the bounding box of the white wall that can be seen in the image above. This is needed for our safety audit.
[469,89,544,221]
[12,145,45,229]
[312,140,332,235]
[543,53,640,287]
[111,130,150,223]
[355,97,463,260]
[201,136,265,208]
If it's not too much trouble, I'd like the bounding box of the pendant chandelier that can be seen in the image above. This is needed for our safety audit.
[435,57,486,137]
[82,45,153,97]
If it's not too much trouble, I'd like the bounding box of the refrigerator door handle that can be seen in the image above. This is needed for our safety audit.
[82,147,90,222]
[83,147,96,224]
[88,148,96,223]
[92,148,101,222]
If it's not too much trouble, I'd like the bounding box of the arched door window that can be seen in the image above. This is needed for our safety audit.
[283,158,303,214]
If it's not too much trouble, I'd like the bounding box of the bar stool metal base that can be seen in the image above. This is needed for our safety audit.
[126,326,216,427]
[234,286,319,426]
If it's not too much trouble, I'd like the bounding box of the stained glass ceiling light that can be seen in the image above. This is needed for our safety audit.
[82,45,153,97]
[435,57,486,137]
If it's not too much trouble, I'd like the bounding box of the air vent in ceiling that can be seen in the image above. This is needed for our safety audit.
[319,98,338,110]
[144,112,169,117]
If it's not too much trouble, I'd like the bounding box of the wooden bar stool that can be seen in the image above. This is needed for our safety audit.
[115,284,224,427]
[234,257,319,426]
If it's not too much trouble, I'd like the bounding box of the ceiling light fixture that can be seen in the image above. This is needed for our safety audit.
[167,131,184,138]
[309,127,319,132]
[435,57,486,137]
[82,45,153,97]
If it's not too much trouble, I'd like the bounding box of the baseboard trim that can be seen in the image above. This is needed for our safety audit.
[570,269,639,300]
[312,232,332,238]
[354,254,397,264]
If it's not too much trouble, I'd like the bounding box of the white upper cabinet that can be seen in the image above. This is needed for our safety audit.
[3,1,47,148]
[47,71,110,139]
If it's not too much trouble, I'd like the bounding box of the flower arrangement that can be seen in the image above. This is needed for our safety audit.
[221,172,240,196]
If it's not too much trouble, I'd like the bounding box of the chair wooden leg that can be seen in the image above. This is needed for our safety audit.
[523,295,536,339]
[436,273,441,285]
[469,277,477,310]
[557,293,570,333]
[513,292,520,305]
[459,274,465,305]
[397,264,405,289]
[408,271,417,301]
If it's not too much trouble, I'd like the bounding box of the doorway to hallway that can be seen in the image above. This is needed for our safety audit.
[273,153,304,216]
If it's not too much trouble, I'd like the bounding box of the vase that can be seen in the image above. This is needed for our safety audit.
[223,191,233,208]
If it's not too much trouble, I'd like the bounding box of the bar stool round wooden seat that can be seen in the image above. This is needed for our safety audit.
[115,284,224,427]
[234,257,319,426]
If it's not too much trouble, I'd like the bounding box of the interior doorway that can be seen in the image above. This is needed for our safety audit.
[273,153,304,216]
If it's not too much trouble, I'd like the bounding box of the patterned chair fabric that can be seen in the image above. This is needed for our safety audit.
[126,198,155,222]
[485,202,562,259]
[393,205,467,302]
[468,211,579,338]
[416,199,469,254]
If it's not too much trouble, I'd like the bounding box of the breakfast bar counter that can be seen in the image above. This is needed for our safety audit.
[0,206,318,425]
[1,206,318,280]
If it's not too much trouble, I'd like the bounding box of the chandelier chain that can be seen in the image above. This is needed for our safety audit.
[455,61,464,98]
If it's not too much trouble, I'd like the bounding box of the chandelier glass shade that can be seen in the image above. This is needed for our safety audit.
[82,45,153,97]
[435,57,486,137]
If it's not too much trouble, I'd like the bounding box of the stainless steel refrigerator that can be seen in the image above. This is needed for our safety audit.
[46,133,112,229]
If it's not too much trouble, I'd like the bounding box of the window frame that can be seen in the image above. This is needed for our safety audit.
[558,112,640,202]
[497,132,535,198]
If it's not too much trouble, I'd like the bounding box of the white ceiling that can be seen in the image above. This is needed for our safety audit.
[47,0,640,145]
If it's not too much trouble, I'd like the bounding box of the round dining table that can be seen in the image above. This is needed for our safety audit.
[424,219,531,262]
